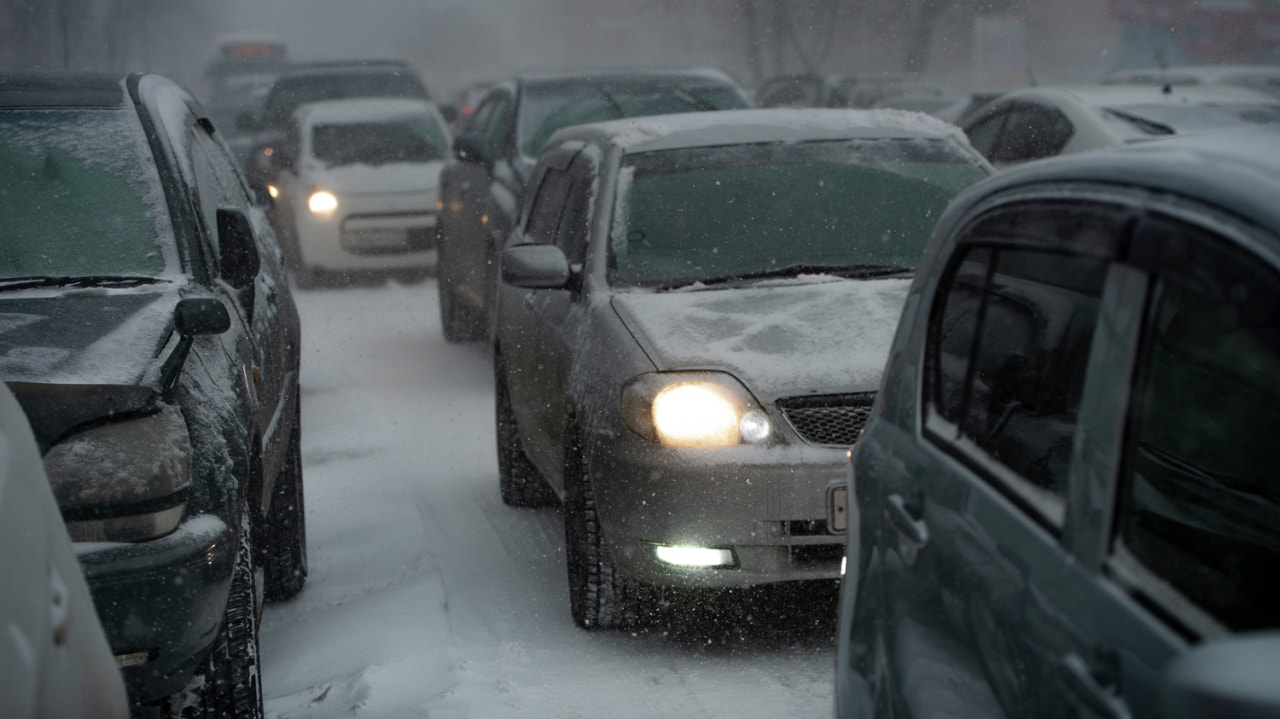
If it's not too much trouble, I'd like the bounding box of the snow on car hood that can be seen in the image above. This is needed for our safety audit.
[611,278,910,400]
[0,291,178,385]
[305,159,444,195]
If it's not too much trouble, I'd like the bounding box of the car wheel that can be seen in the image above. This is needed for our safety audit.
[495,363,554,507]
[176,512,264,719]
[563,427,642,630]
[264,401,307,602]
[439,270,475,343]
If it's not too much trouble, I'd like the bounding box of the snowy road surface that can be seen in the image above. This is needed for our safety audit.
[260,280,839,718]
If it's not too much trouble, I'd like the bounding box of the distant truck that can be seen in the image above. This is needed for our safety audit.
[205,31,289,105]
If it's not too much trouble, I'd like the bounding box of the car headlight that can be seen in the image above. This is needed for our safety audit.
[266,183,280,199]
[308,189,338,215]
[621,372,773,448]
[43,404,192,543]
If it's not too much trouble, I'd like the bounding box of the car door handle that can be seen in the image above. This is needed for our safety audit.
[886,493,928,546]
[1059,653,1132,719]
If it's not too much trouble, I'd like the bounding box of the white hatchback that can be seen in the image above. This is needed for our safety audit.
[271,98,450,286]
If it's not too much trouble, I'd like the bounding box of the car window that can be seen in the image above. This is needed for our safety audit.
[611,138,987,286]
[310,118,447,166]
[483,96,512,157]
[0,107,175,278]
[259,71,428,130]
[926,206,1119,525]
[556,170,593,265]
[525,168,573,245]
[988,103,1073,163]
[1115,216,1280,631]
[758,77,821,107]
[964,109,1007,158]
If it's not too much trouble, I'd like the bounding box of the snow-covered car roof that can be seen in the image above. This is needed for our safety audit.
[547,107,972,155]
[517,67,743,88]
[942,128,1280,251]
[1104,64,1280,86]
[997,82,1277,111]
[292,97,445,126]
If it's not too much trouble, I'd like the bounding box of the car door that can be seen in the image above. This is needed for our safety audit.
[198,118,301,495]
[454,89,515,319]
[864,201,1125,719]
[1051,207,1280,719]
[500,145,582,485]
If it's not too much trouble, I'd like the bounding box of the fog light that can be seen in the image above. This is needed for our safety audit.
[654,545,734,568]
[841,555,847,576]
[266,184,279,199]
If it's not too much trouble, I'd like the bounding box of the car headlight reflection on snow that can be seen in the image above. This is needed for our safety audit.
[621,372,772,448]
[308,190,338,215]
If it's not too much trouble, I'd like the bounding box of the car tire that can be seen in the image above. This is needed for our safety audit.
[563,427,643,630]
[264,402,307,602]
[439,271,475,343]
[176,512,264,719]
[495,365,554,507]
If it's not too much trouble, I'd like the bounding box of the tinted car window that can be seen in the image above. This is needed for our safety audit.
[611,138,986,286]
[993,104,1074,163]
[757,77,821,107]
[311,118,447,166]
[259,72,428,130]
[525,168,573,244]
[964,109,1007,157]
[927,207,1117,516]
[0,108,173,277]
[1118,221,1280,631]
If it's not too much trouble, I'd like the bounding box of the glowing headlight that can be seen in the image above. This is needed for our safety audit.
[621,372,773,448]
[308,190,338,215]
[266,184,280,199]
[44,404,192,543]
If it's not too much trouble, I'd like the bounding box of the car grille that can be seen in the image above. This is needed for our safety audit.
[776,392,876,447]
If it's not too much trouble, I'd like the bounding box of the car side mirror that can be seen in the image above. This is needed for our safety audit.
[501,244,570,289]
[216,208,261,290]
[1160,633,1280,719]
[453,134,494,172]
[161,298,232,394]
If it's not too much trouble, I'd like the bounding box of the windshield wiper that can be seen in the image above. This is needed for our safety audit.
[656,263,913,290]
[0,275,170,292]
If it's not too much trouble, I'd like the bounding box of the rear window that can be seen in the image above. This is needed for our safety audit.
[0,108,174,278]
[518,80,750,157]
[260,72,428,129]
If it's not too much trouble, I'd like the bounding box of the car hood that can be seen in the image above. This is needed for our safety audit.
[610,278,910,400]
[305,159,444,195]
[0,291,178,386]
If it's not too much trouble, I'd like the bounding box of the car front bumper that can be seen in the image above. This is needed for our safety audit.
[75,513,236,704]
[586,431,847,589]
[295,189,438,272]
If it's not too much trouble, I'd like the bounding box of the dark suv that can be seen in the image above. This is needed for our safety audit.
[434,68,752,342]
[0,72,305,718]
[835,130,1280,719]
[241,59,431,196]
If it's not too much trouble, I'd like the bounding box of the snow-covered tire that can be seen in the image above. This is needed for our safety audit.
[265,401,307,602]
[564,429,642,630]
[495,365,554,507]
[176,512,264,719]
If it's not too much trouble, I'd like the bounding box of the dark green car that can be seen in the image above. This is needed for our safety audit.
[837,129,1280,719]
[0,72,305,718]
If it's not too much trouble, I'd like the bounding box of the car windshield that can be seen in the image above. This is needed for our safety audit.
[310,116,448,166]
[0,108,173,279]
[518,80,750,157]
[1103,102,1280,138]
[610,138,988,287]
[259,72,428,129]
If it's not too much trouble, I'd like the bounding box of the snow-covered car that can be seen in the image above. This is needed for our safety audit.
[270,98,451,286]
[0,383,129,719]
[0,71,306,718]
[435,68,753,343]
[493,108,993,629]
[834,127,1280,719]
[1103,63,1280,100]
[961,83,1280,167]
